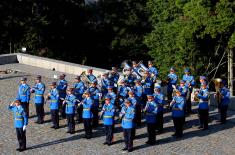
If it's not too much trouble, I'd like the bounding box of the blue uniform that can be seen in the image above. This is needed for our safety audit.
[32,83,45,104]
[171,96,185,117]
[128,97,137,108]
[8,105,28,128]
[49,89,60,110]
[16,84,30,103]
[134,85,143,99]
[87,74,97,83]
[101,104,115,125]
[120,106,135,129]
[183,75,195,88]
[65,94,77,114]
[107,92,116,105]
[88,86,100,107]
[145,101,158,124]
[142,77,153,95]
[109,73,119,84]
[177,85,188,98]
[82,97,93,118]
[149,66,159,81]
[73,81,85,101]
[57,79,68,98]
[153,92,164,112]
[101,78,112,94]
[220,87,230,106]
[125,75,136,87]
[167,73,178,92]
[197,88,209,110]
[118,85,128,98]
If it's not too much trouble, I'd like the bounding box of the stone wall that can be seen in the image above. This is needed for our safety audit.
[0,53,108,76]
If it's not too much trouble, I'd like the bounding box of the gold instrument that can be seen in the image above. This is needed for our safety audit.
[213,78,223,105]
[80,71,92,86]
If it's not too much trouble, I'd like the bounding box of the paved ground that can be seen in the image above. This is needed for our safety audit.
[0,65,235,155]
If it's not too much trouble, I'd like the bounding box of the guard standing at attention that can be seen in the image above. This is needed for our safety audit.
[63,88,77,134]
[47,82,60,129]
[170,90,185,138]
[30,75,45,124]
[120,99,135,152]
[144,94,158,145]
[79,91,94,139]
[100,96,115,146]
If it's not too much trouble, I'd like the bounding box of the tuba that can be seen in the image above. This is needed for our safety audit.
[137,61,148,77]
[80,71,92,86]
[213,78,222,105]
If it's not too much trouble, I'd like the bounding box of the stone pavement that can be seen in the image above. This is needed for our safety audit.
[0,69,235,155]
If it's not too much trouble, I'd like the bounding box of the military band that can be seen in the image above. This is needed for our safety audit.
[8,61,231,152]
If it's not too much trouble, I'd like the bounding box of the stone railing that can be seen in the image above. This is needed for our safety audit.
[0,53,108,76]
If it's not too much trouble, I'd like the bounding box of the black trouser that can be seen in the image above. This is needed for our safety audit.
[135,104,142,126]
[186,96,192,114]
[59,99,66,118]
[21,102,29,117]
[35,103,44,122]
[147,123,156,143]
[198,109,209,129]
[16,128,26,149]
[156,112,163,132]
[167,89,173,103]
[76,105,83,123]
[219,105,228,123]
[92,108,99,128]
[173,117,184,137]
[67,114,75,133]
[51,109,59,128]
[105,125,114,143]
[83,118,92,137]
[123,129,133,150]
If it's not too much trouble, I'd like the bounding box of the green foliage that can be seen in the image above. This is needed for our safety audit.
[145,0,235,79]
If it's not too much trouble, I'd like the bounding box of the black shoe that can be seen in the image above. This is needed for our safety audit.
[50,126,55,128]
[16,148,21,151]
[202,127,208,130]
[103,142,108,145]
[157,130,163,134]
[145,141,150,144]
[108,142,112,146]
[54,126,59,129]
[34,121,39,124]
[128,148,133,152]
[171,133,176,137]
[19,148,26,152]
[70,131,75,134]
[122,147,128,151]
[66,131,70,133]
[149,141,156,145]
[176,135,182,139]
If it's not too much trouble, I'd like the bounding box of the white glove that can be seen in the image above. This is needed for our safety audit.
[23,125,26,131]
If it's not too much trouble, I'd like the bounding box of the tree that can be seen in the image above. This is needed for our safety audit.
[145,0,235,81]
